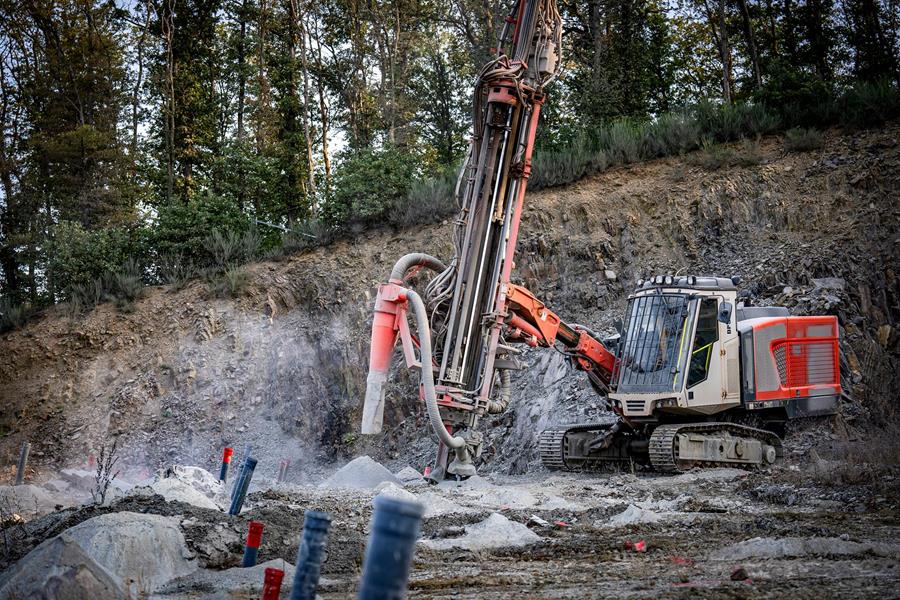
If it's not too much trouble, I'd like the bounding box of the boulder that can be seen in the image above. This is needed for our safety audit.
[0,536,123,600]
[606,504,663,527]
[711,536,900,561]
[63,511,197,595]
[59,468,96,492]
[1,512,195,599]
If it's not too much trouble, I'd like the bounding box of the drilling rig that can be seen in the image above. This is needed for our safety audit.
[359,0,841,480]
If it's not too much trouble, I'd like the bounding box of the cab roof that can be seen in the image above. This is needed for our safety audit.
[632,275,740,293]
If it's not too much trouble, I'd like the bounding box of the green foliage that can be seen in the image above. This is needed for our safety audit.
[689,138,763,170]
[322,146,418,227]
[835,81,900,129]
[531,134,608,189]
[202,228,261,270]
[279,219,338,255]
[784,128,825,153]
[0,297,29,333]
[207,265,250,298]
[45,221,143,300]
[397,168,459,226]
[152,192,250,262]
[157,254,200,289]
[754,61,831,127]
[67,258,145,314]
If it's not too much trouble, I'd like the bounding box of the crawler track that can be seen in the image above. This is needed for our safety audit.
[649,422,783,472]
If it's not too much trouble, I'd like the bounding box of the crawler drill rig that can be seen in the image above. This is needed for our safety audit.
[359,0,841,479]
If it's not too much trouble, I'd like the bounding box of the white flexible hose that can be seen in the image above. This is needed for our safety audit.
[406,289,466,450]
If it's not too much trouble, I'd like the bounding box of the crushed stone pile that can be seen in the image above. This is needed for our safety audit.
[420,513,541,551]
[321,456,401,490]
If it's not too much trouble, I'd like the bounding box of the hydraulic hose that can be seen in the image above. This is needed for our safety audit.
[485,369,512,414]
[389,253,447,283]
[405,289,466,451]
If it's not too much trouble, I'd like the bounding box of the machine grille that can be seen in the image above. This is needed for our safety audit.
[774,340,838,387]
[626,400,646,412]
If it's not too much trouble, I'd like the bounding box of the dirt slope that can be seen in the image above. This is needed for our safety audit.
[1,125,898,481]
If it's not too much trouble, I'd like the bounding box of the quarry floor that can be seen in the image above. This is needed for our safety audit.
[5,444,898,600]
[318,469,900,600]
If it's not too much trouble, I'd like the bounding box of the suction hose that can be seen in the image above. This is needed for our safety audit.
[390,253,447,283]
[405,289,466,452]
[485,369,512,414]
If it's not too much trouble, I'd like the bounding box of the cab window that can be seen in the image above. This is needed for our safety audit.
[688,298,718,387]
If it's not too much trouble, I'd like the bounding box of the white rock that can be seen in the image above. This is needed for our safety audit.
[152,559,296,598]
[60,468,97,491]
[320,456,401,490]
[375,482,418,503]
[143,478,220,510]
[421,513,541,551]
[606,504,663,527]
[395,466,428,487]
[711,536,900,561]
[418,492,474,519]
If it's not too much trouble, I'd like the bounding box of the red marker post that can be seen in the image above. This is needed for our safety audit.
[242,521,264,567]
[219,447,234,483]
[262,567,285,600]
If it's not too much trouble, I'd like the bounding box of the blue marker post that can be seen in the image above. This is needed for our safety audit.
[357,496,424,600]
[289,510,332,600]
[228,456,258,516]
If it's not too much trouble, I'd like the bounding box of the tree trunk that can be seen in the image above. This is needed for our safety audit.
[131,0,152,169]
[299,0,316,204]
[703,0,733,103]
[237,0,247,140]
[735,0,762,88]
[310,15,331,185]
[162,0,176,203]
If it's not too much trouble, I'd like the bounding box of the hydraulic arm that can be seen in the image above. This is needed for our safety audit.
[359,0,607,478]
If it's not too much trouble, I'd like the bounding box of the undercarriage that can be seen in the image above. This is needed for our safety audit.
[539,415,784,472]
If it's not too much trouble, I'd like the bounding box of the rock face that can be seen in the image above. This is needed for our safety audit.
[320,456,401,490]
[420,513,541,551]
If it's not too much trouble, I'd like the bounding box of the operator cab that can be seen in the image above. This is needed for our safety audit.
[608,275,742,420]
[607,274,841,423]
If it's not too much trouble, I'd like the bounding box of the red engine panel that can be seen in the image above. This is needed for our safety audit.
[750,315,841,404]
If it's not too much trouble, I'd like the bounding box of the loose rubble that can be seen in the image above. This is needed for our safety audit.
[420,513,541,551]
